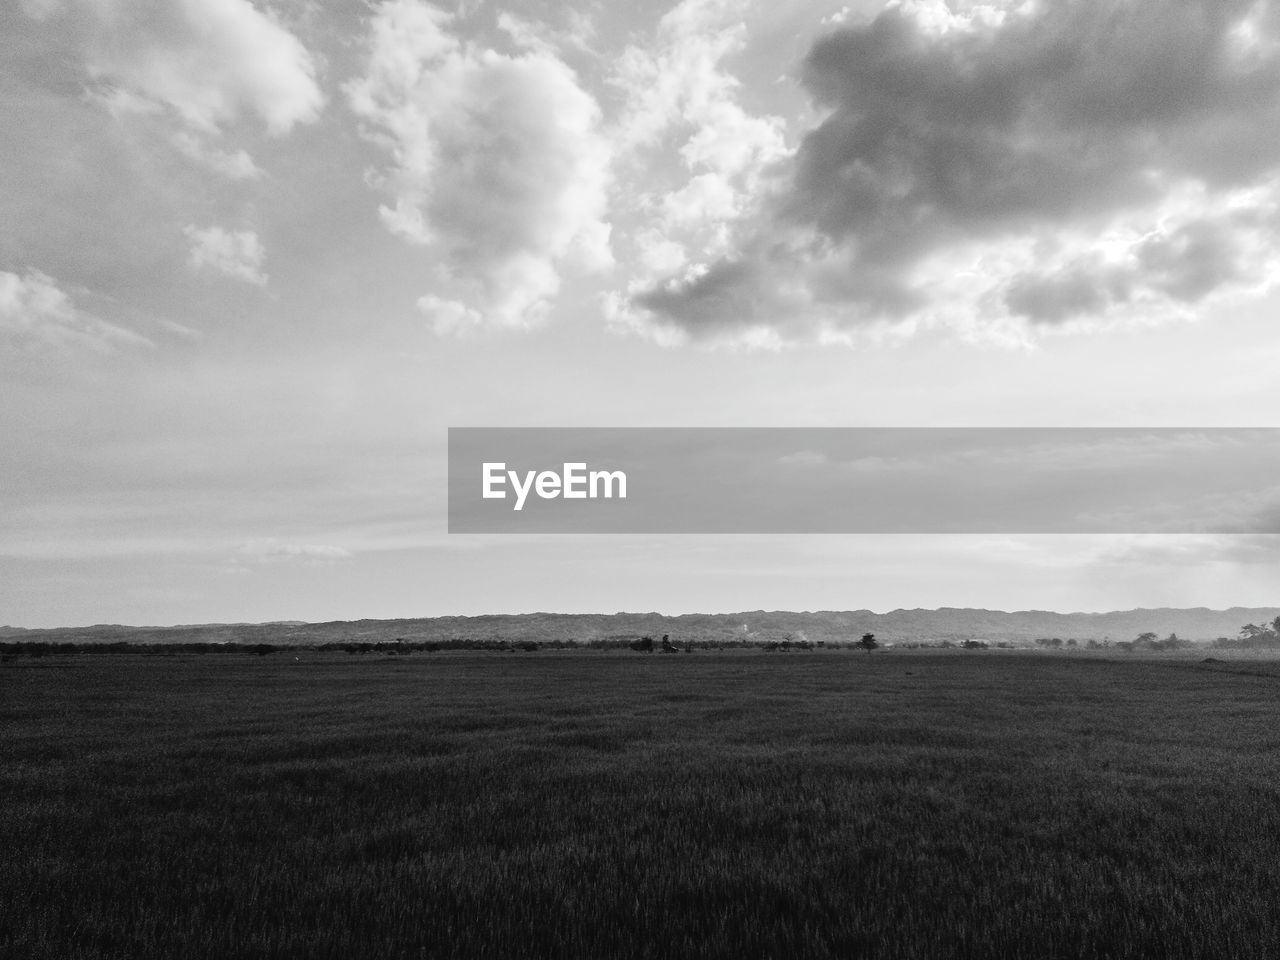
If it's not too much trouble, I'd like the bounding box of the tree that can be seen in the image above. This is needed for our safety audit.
[859,632,878,653]
[1232,620,1280,647]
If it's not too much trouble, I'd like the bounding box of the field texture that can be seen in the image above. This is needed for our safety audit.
[3,650,1280,959]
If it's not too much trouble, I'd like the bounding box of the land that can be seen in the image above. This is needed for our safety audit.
[4,649,1280,958]
[3,604,1280,647]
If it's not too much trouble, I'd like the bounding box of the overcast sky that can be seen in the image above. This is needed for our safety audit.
[3,0,1280,627]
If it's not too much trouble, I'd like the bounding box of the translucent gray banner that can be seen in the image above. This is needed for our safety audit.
[448,428,1280,533]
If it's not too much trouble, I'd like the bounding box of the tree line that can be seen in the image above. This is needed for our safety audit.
[1213,616,1280,649]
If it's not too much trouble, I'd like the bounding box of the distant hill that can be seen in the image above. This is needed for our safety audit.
[5,607,1277,646]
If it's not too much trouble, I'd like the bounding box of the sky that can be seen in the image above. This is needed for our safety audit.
[3,0,1280,627]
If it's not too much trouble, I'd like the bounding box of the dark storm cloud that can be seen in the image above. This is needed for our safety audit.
[629,0,1280,341]
[1006,213,1254,323]
[1004,263,1126,325]
[634,260,766,332]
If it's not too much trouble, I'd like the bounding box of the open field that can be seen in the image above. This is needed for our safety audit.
[4,650,1280,959]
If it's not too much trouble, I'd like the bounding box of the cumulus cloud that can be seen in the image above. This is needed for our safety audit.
[346,0,613,332]
[616,0,1280,345]
[605,0,790,341]
[26,0,323,176]
[184,226,268,286]
[495,9,597,58]
[613,0,787,173]
[0,269,152,354]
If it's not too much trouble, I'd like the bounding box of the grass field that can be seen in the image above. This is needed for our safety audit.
[4,649,1280,959]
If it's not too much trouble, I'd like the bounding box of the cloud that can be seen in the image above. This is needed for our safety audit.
[239,538,352,564]
[346,0,613,332]
[1096,534,1280,568]
[495,9,598,58]
[171,131,262,181]
[605,0,790,339]
[0,269,152,354]
[778,449,829,467]
[184,226,268,286]
[1002,193,1280,327]
[26,0,323,175]
[615,0,1280,345]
